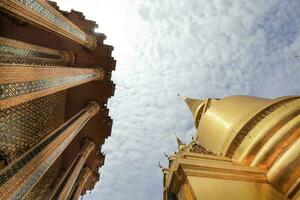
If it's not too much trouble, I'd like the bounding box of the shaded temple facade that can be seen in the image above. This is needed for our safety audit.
[163,95,300,200]
[0,0,115,199]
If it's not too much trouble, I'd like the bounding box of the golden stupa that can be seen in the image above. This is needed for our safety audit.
[163,95,300,200]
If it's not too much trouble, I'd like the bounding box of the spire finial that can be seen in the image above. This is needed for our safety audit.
[178,94,206,128]
[173,132,184,146]
[173,132,187,152]
[178,94,187,101]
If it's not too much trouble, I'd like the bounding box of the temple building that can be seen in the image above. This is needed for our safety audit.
[0,0,115,199]
[163,95,300,200]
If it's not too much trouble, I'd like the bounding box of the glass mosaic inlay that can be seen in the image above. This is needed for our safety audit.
[0,111,83,187]
[0,45,62,60]
[17,0,86,41]
[0,92,66,163]
[0,74,95,100]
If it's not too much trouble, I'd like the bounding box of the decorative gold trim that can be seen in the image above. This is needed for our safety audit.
[226,97,300,158]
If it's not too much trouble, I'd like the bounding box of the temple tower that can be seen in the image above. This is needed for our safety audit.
[163,95,300,200]
[0,0,115,199]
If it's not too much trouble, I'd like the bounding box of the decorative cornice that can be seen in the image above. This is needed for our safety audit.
[165,153,268,195]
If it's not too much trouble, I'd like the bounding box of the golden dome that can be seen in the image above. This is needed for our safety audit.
[168,94,300,200]
[181,95,297,156]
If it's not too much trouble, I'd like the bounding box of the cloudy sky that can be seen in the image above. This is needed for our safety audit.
[56,0,300,199]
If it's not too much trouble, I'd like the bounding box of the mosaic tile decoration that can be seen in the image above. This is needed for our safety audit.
[0,37,75,66]
[17,0,86,40]
[22,163,60,200]
[0,92,66,164]
[0,45,61,60]
[0,74,95,100]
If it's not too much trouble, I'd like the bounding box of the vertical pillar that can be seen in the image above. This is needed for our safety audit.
[0,101,100,200]
[58,140,95,200]
[71,166,92,200]
[0,0,97,49]
[0,37,76,66]
[47,154,81,200]
[0,64,105,109]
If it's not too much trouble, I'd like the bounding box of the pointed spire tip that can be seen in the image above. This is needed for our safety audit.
[178,94,187,101]
[173,132,184,146]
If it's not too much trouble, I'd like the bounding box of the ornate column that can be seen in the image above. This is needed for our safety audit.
[58,140,95,200]
[71,166,92,200]
[0,101,100,200]
[0,37,75,66]
[0,64,105,109]
[47,154,81,200]
[0,0,97,50]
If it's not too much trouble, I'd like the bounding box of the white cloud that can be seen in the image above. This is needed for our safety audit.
[56,0,300,199]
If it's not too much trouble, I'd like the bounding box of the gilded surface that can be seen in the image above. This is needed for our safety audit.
[0,92,65,164]
[226,97,300,158]
[163,95,300,200]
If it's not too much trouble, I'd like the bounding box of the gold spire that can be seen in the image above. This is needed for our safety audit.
[173,132,186,152]
[178,94,205,128]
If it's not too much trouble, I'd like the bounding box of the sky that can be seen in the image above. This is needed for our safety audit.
[55,0,300,199]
